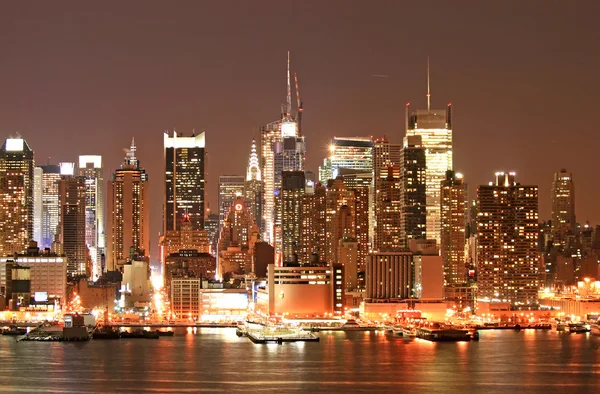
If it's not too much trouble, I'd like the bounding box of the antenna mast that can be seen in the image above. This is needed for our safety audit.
[427,56,431,111]
[294,72,303,136]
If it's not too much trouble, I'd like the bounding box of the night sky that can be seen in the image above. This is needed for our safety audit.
[1,1,599,259]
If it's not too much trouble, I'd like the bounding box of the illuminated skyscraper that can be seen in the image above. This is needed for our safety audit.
[261,52,304,246]
[37,165,61,250]
[399,135,426,247]
[218,175,245,233]
[218,196,259,275]
[325,178,356,264]
[372,136,402,246]
[406,100,452,245]
[107,139,150,270]
[551,169,575,248]
[477,172,540,306]
[164,131,206,233]
[373,165,402,251]
[33,167,43,245]
[78,155,104,280]
[318,137,373,183]
[299,183,327,264]
[244,139,264,235]
[0,138,34,257]
[57,163,87,277]
[440,170,467,286]
[281,171,305,262]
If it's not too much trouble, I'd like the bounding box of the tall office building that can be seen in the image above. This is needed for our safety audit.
[405,101,452,245]
[244,139,264,235]
[281,171,305,262]
[107,140,150,270]
[0,138,35,257]
[218,175,245,233]
[325,178,356,264]
[57,163,87,277]
[33,167,43,246]
[372,136,402,247]
[399,135,427,248]
[78,155,104,280]
[218,197,259,275]
[299,183,327,264]
[477,172,540,306]
[38,165,61,249]
[164,131,206,233]
[366,251,413,299]
[440,170,467,286]
[373,165,402,251]
[318,137,373,183]
[551,169,575,248]
[261,52,304,246]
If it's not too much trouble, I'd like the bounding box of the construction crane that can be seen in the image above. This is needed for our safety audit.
[294,72,303,136]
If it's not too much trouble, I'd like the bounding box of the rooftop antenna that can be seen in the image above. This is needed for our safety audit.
[294,72,303,136]
[286,51,292,117]
[427,56,431,111]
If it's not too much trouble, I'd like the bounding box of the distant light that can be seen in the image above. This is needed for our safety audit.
[329,145,336,153]
[5,138,24,152]
[79,155,102,169]
[455,173,463,179]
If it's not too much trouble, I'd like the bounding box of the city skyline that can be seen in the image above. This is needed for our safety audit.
[1,1,599,258]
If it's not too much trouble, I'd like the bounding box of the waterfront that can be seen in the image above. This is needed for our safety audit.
[1,329,599,393]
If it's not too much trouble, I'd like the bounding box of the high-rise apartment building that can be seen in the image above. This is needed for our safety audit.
[299,183,327,264]
[281,171,305,262]
[551,169,575,248]
[78,155,104,280]
[477,172,540,306]
[57,163,87,277]
[218,175,245,233]
[107,140,150,270]
[399,135,426,248]
[325,178,356,264]
[164,131,206,233]
[0,138,35,257]
[440,170,467,286]
[406,103,452,245]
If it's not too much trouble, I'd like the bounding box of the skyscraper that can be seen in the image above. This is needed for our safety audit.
[281,171,305,262]
[399,135,427,248]
[477,172,540,306]
[57,163,87,277]
[261,52,304,246]
[406,99,452,245]
[373,165,402,251]
[218,196,259,275]
[78,155,104,280]
[440,170,467,286]
[164,131,206,233]
[33,167,43,246]
[551,169,575,248]
[299,183,327,264]
[325,178,356,264]
[244,139,264,235]
[319,137,373,183]
[218,175,245,233]
[0,138,35,257]
[107,140,150,270]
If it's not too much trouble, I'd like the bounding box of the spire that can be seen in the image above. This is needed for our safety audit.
[286,51,292,116]
[426,56,431,111]
[246,138,261,181]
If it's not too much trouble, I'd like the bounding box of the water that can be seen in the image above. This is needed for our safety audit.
[1,329,599,393]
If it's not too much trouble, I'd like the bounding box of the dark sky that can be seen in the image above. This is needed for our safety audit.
[1,1,599,259]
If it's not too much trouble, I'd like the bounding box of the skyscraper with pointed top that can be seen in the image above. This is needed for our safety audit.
[107,139,150,270]
[261,51,305,256]
[405,60,452,246]
[245,139,264,235]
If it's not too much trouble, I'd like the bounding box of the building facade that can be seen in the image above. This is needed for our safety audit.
[440,170,467,286]
[78,155,104,280]
[406,104,453,245]
[107,140,150,270]
[477,172,540,306]
[551,169,575,249]
[218,175,245,234]
[58,164,87,277]
[164,131,206,233]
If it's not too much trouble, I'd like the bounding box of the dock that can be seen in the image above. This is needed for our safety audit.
[247,331,320,344]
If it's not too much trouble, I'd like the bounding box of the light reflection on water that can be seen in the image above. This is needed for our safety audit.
[1,329,599,393]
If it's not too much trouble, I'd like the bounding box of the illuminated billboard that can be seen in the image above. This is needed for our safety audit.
[34,292,49,302]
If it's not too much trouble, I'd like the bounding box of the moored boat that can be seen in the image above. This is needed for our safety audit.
[1,325,27,336]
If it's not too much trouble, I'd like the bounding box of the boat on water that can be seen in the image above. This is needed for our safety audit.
[340,319,373,331]
[1,325,27,336]
[156,330,174,337]
[568,322,590,334]
[93,326,121,340]
[591,323,600,336]
[402,326,417,338]
[551,319,568,332]
[120,329,159,339]
[416,326,472,342]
